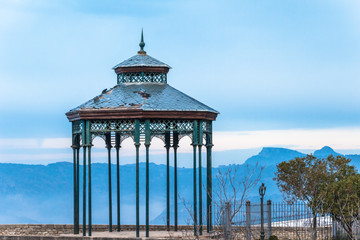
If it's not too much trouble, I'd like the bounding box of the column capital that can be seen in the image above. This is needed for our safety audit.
[205,143,214,148]
[134,143,141,147]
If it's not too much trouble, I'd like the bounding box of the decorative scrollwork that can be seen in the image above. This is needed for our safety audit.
[202,121,212,133]
[72,121,83,134]
[75,119,207,146]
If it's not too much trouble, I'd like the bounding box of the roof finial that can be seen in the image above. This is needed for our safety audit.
[138,28,146,55]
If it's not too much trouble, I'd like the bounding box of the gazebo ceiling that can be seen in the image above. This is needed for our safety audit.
[66,31,219,122]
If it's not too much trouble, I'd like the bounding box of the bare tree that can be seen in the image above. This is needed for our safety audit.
[212,163,263,239]
[180,163,262,239]
[179,196,202,240]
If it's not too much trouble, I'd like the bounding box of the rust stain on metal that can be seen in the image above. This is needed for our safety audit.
[93,95,104,103]
[133,90,151,99]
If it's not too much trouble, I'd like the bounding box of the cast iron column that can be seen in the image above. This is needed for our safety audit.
[76,144,80,234]
[198,144,203,235]
[192,120,198,236]
[82,145,87,236]
[72,135,79,234]
[206,131,213,233]
[86,121,92,236]
[165,131,171,231]
[82,121,87,236]
[115,133,121,232]
[173,131,179,231]
[106,133,113,232]
[88,145,92,236]
[198,121,203,235]
[134,119,140,238]
[145,120,151,237]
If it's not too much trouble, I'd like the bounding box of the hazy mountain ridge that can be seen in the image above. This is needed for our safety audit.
[0,146,358,224]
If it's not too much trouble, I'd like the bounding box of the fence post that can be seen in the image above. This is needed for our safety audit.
[246,200,251,240]
[224,202,231,240]
[267,200,272,239]
[331,216,337,239]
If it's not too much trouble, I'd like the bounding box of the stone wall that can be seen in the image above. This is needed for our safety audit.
[0,224,196,237]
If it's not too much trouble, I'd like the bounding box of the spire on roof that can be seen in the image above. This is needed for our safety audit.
[138,28,146,55]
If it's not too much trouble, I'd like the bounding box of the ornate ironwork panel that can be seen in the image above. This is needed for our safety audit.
[117,72,167,84]
[80,119,202,145]
[72,121,83,135]
[90,120,136,133]
[202,121,212,133]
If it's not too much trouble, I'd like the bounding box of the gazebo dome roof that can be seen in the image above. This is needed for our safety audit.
[66,30,219,122]
[66,83,218,121]
[113,54,171,69]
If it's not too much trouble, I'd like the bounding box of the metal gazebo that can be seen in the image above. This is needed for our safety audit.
[66,31,219,237]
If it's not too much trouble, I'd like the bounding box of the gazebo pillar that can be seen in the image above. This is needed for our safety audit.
[76,146,79,233]
[76,144,80,233]
[165,132,171,231]
[198,121,203,235]
[206,130,213,233]
[145,120,151,237]
[84,121,93,236]
[105,133,113,232]
[192,120,198,236]
[115,133,121,232]
[134,119,140,238]
[82,121,87,236]
[173,132,179,231]
[87,144,92,236]
[72,136,80,234]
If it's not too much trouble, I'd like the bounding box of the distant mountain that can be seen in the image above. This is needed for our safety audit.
[0,146,358,225]
[314,146,342,158]
[244,147,305,166]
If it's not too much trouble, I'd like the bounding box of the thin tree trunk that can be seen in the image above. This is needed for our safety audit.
[312,212,317,240]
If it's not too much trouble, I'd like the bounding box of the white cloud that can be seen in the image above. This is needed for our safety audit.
[0,127,359,164]
[0,138,40,149]
[213,128,360,151]
[40,138,71,149]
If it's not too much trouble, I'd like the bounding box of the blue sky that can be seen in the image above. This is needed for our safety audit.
[0,0,359,165]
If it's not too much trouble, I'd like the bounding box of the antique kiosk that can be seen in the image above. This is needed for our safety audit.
[66,32,219,237]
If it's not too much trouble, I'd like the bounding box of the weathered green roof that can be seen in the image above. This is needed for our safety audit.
[69,83,218,114]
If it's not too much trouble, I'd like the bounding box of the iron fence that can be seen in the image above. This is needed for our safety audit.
[213,201,360,240]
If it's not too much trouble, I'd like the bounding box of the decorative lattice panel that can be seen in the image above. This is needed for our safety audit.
[85,119,200,145]
[90,120,136,133]
[117,72,167,83]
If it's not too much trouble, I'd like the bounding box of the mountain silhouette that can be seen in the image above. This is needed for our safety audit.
[0,146,357,224]
[244,147,305,166]
[313,146,342,158]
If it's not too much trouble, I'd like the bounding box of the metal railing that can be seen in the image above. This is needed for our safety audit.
[213,201,360,240]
